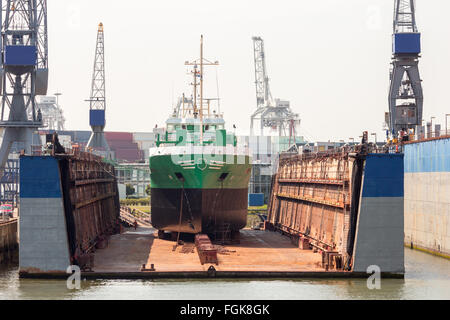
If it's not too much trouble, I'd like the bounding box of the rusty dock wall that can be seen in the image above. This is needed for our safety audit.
[267,151,405,274]
[19,151,120,275]
[0,219,18,264]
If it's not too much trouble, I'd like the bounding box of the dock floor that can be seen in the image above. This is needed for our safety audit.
[20,226,403,279]
[93,227,324,274]
[94,227,154,273]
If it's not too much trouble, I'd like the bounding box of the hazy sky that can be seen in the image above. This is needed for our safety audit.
[47,0,450,142]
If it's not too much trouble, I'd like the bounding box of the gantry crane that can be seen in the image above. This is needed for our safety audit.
[86,22,111,158]
[0,0,47,170]
[250,36,300,139]
[388,0,423,138]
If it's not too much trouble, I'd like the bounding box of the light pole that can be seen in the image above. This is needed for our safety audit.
[446,114,450,135]
[371,133,377,144]
[54,92,62,107]
[430,116,436,136]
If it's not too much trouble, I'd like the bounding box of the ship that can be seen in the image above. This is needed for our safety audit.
[149,36,252,236]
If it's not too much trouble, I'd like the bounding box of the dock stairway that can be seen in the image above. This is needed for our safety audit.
[120,206,152,228]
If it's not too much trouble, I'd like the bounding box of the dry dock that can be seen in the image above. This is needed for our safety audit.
[93,227,323,273]
[18,225,401,279]
[18,148,405,279]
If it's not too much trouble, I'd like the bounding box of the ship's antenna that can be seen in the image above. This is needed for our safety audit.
[216,68,221,116]
[192,65,198,116]
[200,35,204,143]
[182,93,185,117]
[171,80,174,111]
[185,35,219,144]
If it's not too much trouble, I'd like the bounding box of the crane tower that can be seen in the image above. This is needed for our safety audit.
[388,0,423,138]
[250,36,300,138]
[0,0,48,170]
[86,22,111,158]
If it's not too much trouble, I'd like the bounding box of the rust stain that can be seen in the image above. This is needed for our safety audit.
[267,152,356,271]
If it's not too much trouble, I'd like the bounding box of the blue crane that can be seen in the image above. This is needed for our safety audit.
[388,0,423,139]
[0,0,48,170]
[86,23,111,158]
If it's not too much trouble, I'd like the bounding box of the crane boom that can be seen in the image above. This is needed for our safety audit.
[250,36,300,138]
[394,0,417,33]
[89,23,106,111]
[252,36,272,109]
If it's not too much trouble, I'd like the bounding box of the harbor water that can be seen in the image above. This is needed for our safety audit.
[0,248,449,300]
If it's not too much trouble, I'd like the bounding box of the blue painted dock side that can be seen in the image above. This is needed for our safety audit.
[353,153,405,273]
[19,156,71,274]
[403,137,450,258]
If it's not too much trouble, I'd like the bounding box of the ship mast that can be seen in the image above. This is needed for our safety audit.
[185,35,219,144]
[192,65,198,116]
[200,35,204,143]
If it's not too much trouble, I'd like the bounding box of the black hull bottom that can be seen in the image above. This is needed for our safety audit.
[151,188,248,234]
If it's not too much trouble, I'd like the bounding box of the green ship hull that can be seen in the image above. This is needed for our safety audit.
[150,152,252,234]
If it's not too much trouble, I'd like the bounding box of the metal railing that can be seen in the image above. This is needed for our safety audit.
[401,130,450,144]
[120,206,152,226]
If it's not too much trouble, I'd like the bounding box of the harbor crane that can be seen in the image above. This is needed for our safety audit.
[250,36,300,139]
[0,0,47,170]
[388,0,423,139]
[86,22,111,158]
